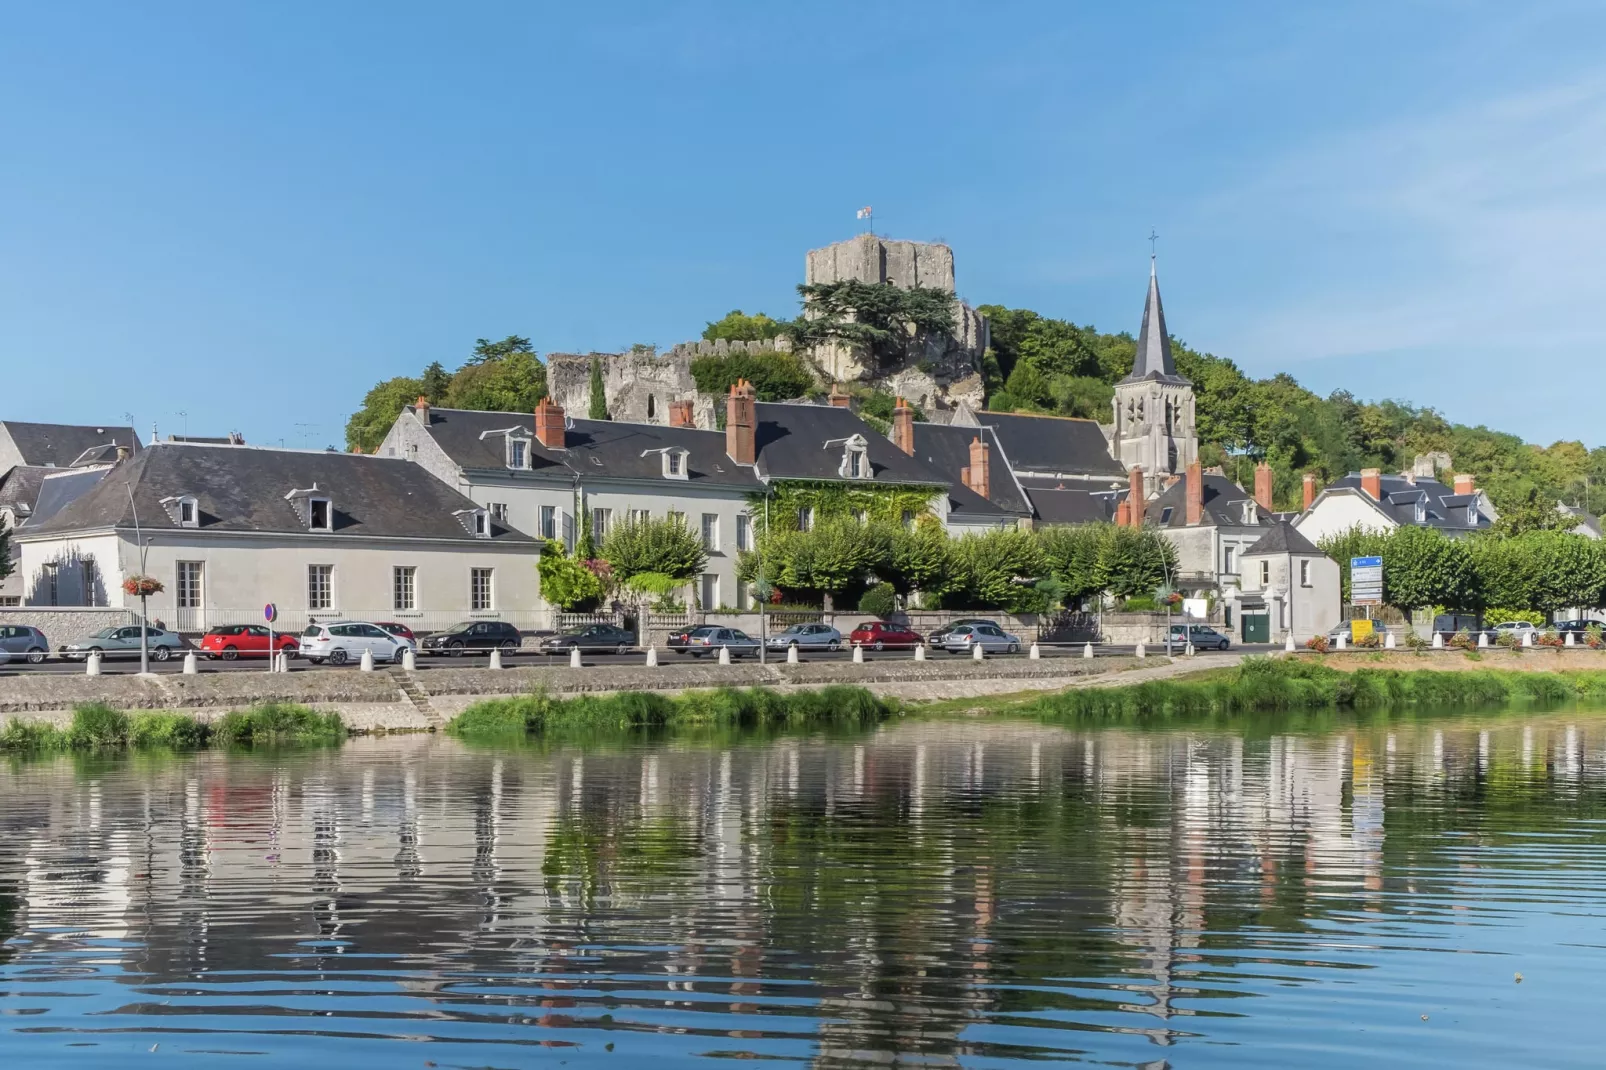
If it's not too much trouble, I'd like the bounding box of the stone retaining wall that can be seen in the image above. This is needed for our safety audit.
[0,607,139,646]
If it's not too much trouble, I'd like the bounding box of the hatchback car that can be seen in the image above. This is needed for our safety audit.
[420,620,522,656]
[765,623,843,651]
[928,618,1000,647]
[0,624,50,664]
[199,624,300,661]
[61,625,186,661]
[848,621,923,650]
[677,626,761,659]
[1167,623,1232,651]
[539,624,637,655]
[940,623,1021,655]
[299,621,413,665]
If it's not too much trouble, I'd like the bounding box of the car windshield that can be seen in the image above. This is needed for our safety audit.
[302,625,325,637]
[781,626,808,635]
[438,623,476,635]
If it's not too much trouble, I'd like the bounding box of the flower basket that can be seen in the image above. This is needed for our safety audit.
[122,575,164,597]
[1304,635,1330,654]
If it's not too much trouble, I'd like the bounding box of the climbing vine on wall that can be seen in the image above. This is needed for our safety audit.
[749,482,943,535]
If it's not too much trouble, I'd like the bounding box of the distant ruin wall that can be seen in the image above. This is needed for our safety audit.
[805,234,957,291]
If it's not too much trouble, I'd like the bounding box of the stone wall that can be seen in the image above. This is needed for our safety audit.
[546,346,720,429]
[0,606,137,647]
[805,234,957,292]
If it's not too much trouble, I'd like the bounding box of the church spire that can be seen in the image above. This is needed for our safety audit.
[1121,259,1183,384]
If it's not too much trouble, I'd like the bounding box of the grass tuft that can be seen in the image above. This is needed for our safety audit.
[212,703,344,745]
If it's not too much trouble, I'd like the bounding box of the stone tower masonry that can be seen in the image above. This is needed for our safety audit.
[1111,262,1198,496]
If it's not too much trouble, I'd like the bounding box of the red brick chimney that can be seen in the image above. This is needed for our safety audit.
[1185,461,1203,526]
[1128,466,1145,528]
[1302,472,1317,510]
[1254,461,1274,513]
[726,379,757,465]
[534,396,566,449]
[961,436,991,501]
[669,399,695,428]
[415,395,430,424]
[1360,467,1382,501]
[828,383,851,408]
[1115,498,1131,526]
[891,397,915,455]
[1453,473,1475,495]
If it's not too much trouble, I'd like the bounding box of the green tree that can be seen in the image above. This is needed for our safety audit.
[445,349,548,413]
[1490,486,1569,536]
[1095,527,1175,601]
[948,529,1049,611]
[467,335,535,365]
[537,541,605,610]
[1037,524,1106,603]
[1380,525,1479,616]
[703,309,791,342]
[420,361,451,402]
[345,375,423,453]
[600,517,707,583]
[689,350,815,402]
[1474,530,1606,618]
[588,357,608,420]
[791,280,957,367]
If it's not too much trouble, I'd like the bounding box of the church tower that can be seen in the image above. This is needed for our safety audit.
[1111,261,1198,495]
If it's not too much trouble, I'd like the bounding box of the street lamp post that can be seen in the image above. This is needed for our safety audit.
[126,486,150,675]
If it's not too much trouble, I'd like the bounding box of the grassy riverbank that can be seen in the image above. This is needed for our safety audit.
[1018,658,1606,724]
[0,702,344,752]
[449,685,894,739]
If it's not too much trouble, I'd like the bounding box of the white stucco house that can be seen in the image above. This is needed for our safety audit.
[10,442,540,633]
[1293,468,1495,544]
[1239,521,1341,643]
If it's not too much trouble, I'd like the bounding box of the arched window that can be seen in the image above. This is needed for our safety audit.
[647,395,657,420]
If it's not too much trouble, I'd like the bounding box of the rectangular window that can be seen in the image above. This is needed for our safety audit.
[509,439,527,469]
[668,452,682,476]
[0,596,18,607]
[1223,546,1235,575]
[474,511,489,537]
[540,505,556,540]
[308,564,333,610]
[667,509,685,528]
[1159,506,1174,525]
[630,508,650,525]
[700,573,719,609]
[591,507,611,541]
[393,566,416,611]
[489,502,508,523]
[179,499,196,525]
[736,514,751,551]
[1300,559,1311,587]
[849,450,864,478]
[701,513,719,551]
[471,568,494,611]
[901,509,914,530]
[177,562,203,609]
[81,558,98,605]
[1259,560,1270,585]
[309,498,331,530]
[797,506,813,532]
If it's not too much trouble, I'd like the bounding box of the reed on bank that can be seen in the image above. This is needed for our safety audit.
[0,702,344,752]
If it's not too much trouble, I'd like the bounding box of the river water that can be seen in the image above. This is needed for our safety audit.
[2,711,1604,1068]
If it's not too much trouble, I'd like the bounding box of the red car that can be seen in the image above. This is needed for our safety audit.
[848,620,924,651]
[199,624,300,661]
[375,622,416,642]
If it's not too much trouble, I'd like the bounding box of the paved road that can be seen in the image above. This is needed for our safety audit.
[0,643,1277,676]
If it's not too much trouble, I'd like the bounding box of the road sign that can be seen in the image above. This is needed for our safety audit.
[264,603,278,623]
[1351,556,1383,606]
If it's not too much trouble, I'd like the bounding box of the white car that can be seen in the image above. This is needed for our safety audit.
[299,621,414,666]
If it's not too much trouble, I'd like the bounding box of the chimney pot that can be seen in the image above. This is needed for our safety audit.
[1254,461,1274,513]
[1360,467,1382,501]
[1302,472,1317,510]
[891,397,916,455]
[829,383,852,408]
[1185,461,1204,526]
[669,399,695,428]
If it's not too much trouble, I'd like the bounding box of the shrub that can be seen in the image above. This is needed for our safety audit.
[1536,630,1566,649]
[1587,624,1605,650]
[66,703,129,747]
[214,704,343,745]
[1118,596,1158,612]
[857,582,897,619]
[1448,629,1477,651]
[128,712,210,748]
[1486,607,1546,627]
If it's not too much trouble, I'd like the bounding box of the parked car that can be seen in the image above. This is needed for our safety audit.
[848,620,924,651]
[539,624,637,655]
[940,622,1021,655]
[677,626,761,659]
[928,618,1000,647]
[1326,622,1392,645]
[375,622,417,642]
[765,623,843,651]
[0,624,50,664]
[60,625,186,661]
[1167,623,1232,651]
[1554,619,1599,635]
[420,620,521,656]
[199,624,300,661]
[1490,621,1540,639]
[299,621,413,665]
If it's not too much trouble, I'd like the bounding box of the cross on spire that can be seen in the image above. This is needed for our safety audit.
[1148,228,1159,274]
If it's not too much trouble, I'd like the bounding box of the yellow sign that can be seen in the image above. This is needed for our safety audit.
[1351,619,1374,642]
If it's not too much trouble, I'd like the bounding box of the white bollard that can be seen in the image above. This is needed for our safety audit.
[646,645,658,666]
[1384,632,1397,650]
[1029,642,1041,660]
[1432,632,1444,649]
[1523,631,1534,647]
[1336,634,1347,651]
[913,643,926,661]
[852,643,864,664]
[718,645,731,665]
[972,640,985,661]
[183,651,198,675]
[1566,631,1576,647]
[786,644,798,664]
[1185,642,1196,657]
[1135,641,1146,659]
[1284,634,1296,652]
[570,645,582,668]
[1478,632,1489,648]
[1083,642,1094,659]
[86,652,101,676]
[402,647,416,671]
[488,647,503,670]
[360,649,375,671]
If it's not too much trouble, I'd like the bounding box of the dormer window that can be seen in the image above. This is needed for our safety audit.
[1241,500,1255,524]
[309,498,331,531]
[642,447,690,481]
[161,495,200,528]
[180,499,197,526]
[453,508,491,539]
[508,437,530,470]
[828,434,872,481]
[1415,500,1426,523]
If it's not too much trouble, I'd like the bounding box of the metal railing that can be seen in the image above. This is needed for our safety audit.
[168,608,561,636]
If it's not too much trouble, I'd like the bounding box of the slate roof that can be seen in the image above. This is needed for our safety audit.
[23,443,535,543]
[970,411,1128,478]
[412,406,766,490]
[1324,473,1492,533]
[908,423,1032,518]
[0,466,50,518]
[1120,266,1190,386]
[1144,472,1273,529]
[1022,485,1120,525]
[753,402,948,486]
[0,421,141,469]
[27,467,114,527]
[1244,520,1323,556]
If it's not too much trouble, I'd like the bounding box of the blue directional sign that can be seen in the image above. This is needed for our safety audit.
[1351,556,1383,606]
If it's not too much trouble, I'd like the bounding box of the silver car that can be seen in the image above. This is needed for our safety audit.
[941,623,1021,655]
[765,623,843,651]
[0,625,51,664]
[60,625,185,661]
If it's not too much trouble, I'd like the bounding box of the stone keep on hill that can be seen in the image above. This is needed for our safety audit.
[547,235,989,428]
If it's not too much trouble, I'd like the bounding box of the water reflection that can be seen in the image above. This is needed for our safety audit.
[3,713,1606,1067]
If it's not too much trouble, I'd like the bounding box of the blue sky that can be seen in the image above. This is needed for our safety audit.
[3,1,1603,448]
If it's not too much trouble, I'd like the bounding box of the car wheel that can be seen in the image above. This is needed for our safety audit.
[221,645,239,661]
[499,640,517,654]
[1007,643,1018,654]
[329,648,349,666]
[615,643,628,655]
[1220,640,1230,651]
[26,648,45,664]
[153,646,171,662]
[873,640,884,651]
[449,641,465,657]
[827,640,840,651]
